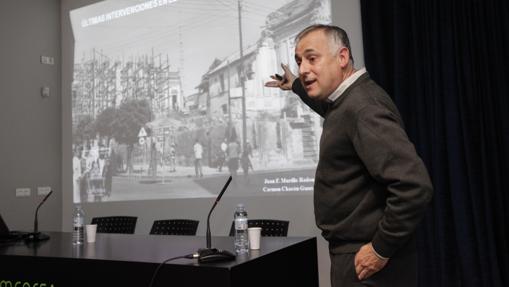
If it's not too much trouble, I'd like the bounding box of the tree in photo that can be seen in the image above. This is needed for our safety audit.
[111,99,153,174]
[94,106,117,143]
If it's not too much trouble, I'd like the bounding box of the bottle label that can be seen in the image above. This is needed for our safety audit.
[235,218,247,230]
[73,217,83,226]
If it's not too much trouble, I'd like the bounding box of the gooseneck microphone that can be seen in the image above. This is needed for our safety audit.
[206,176,231,249]
[26,190,53,242]
[196,176,235,263]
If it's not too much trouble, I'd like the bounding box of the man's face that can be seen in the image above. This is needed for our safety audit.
[295,30,343,101]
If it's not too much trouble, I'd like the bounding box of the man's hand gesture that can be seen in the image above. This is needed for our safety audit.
[264,63,297,91]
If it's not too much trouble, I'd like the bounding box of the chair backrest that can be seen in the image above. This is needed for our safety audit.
[150,219,199,235]
[229,219,289,237]
[91,216,137,234]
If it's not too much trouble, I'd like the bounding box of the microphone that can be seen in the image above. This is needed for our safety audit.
[25,190,53,242]
[196,176,235,263]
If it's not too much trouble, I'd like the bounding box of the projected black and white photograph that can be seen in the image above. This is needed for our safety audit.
[70,0,331,203]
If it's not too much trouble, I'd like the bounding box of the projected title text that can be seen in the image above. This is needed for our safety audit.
[81,0,177,28]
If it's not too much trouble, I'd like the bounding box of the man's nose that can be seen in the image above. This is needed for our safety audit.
[299,61,309,75]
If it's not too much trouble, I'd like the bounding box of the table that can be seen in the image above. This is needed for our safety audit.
[0,231,318,287]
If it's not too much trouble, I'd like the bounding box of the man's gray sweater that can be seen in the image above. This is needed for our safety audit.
[293,73,433,258]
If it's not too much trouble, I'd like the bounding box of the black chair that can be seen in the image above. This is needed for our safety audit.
[91,216,137,234]
[149,219,199,235]
[229,219,289,237]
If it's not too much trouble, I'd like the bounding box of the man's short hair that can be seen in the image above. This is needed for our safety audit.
[295,24,354,64]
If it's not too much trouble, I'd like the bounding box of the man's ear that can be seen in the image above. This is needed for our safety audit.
[338,47,350,68]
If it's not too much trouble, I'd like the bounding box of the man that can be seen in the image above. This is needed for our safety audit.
[265,25,433,287]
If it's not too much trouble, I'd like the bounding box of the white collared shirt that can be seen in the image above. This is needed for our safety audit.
[327,67,367,102]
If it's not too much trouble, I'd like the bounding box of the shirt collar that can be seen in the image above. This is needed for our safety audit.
[327,67,367,102]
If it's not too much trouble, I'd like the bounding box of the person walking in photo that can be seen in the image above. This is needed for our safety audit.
[240,143,253,177]
[217,138,228,172]
[193,139,203,177]
[227,139,240,178]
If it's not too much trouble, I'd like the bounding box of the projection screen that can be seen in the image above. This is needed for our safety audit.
[70,0,332,203]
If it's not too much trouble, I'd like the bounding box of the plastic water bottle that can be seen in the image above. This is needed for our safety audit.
[72,205,85,245]
[234,203,249,254]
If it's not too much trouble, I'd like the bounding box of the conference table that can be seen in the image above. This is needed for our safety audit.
[0,231,318,287]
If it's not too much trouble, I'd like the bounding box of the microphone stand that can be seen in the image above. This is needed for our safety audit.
[196,176,235,262]
[25,190,53,242]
